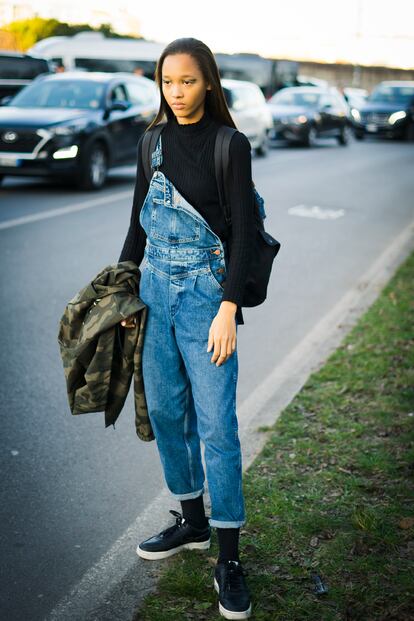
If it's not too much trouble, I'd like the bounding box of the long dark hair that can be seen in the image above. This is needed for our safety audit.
[146,37,236,132]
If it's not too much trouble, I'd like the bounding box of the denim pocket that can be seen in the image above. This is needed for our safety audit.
[207,261,226,293]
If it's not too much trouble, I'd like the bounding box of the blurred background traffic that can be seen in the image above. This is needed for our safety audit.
[0,25,413,191]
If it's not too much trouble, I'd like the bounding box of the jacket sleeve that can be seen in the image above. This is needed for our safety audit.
[220,131,255,307]
[118,134,149,266]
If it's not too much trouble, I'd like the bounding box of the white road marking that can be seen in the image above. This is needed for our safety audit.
[288,204,345,219]
[0,190,133,230]
[45,219,414,621]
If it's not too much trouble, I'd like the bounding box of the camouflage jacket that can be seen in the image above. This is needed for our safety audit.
[57,261,155,442]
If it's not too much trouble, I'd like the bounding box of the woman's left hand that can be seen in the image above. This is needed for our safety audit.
[207,301,237,366]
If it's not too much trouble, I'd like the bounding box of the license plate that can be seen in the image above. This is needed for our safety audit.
[0,157,20,167]
[366,124,378,132]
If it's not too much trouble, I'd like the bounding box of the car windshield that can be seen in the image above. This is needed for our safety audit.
[10,79,106,109]
[269,90,320,106]
[368,86,414,104]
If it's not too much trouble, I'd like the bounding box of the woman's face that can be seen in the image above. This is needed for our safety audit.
[161,53,211,122]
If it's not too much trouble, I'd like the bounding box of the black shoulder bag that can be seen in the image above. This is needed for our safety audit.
[214,125,281,307]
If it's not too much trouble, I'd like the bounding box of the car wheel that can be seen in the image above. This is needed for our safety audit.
[76,142,108,190]
[304,125,318,147]
[337,125,350,146]
[255,130,270,157]
[0,175,4,186]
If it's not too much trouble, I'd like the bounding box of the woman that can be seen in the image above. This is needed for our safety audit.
[119,37,255,620]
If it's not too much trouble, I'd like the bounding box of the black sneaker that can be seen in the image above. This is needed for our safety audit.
[214,560,252,619]
[136,509,211,560]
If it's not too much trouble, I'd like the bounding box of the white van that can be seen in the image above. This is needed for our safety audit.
[28,32,164,76]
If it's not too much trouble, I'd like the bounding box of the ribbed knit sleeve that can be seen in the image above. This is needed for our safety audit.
[220,131,255,307]
[118,134,148,266]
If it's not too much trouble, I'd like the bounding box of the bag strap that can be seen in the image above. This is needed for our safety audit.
[215,126,258,229]
[214,126,237,227]
[141,122,167,184]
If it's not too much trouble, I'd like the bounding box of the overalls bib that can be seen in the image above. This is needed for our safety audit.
[138,133,245,528]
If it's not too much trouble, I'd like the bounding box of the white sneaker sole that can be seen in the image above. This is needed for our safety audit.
[214,577,252,619]
[136,537,210,560]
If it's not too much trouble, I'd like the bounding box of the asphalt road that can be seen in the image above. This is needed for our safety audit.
[1,134,413,620]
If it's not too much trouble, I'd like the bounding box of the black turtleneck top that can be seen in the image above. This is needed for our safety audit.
[118,108,255,313]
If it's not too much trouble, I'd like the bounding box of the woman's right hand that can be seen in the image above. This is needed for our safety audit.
[121,314,137,328]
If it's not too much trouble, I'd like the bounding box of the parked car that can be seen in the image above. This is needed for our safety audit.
[221,78,274,156]
[351,81,414,141]
[0,51,54,102]
[266,86,351,147]
[0,71,160,189]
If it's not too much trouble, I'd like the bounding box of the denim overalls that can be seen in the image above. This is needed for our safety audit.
[138,133,246,528]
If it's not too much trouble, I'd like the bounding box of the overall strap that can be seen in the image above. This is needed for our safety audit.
[141,122,167,184]
[214,125,237,227]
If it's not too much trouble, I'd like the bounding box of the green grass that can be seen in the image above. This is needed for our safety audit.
[134,250,414,621]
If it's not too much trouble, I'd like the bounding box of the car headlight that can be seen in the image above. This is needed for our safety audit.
[388,110,406,125]
[351,108,361,122]
[53,145,79,159]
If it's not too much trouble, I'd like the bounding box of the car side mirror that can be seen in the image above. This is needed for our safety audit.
[109,100,130,112]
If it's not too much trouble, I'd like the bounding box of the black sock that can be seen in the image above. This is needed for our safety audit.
[180,495,209,529]
[217,527,240,562]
